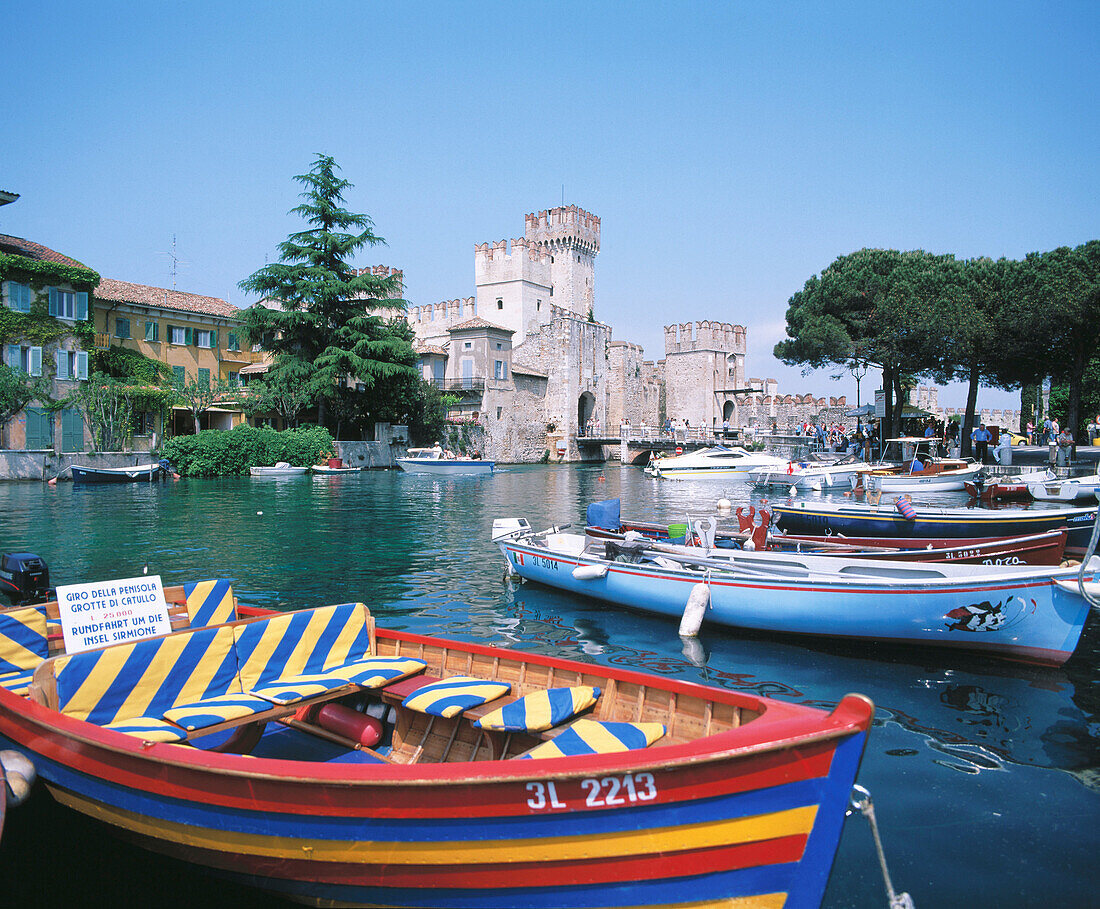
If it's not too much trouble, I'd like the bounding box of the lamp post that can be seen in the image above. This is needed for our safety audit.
[851,357,869,410]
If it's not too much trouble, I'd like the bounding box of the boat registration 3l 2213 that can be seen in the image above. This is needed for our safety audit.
[526,773,658,812]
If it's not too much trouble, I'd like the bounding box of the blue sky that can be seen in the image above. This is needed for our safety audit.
[4,2,1097,410]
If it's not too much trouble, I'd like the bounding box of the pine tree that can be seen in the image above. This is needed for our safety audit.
[239,155,418,431]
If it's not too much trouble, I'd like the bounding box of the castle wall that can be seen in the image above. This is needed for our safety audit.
[607,342,660,430]
[662,321,748,430]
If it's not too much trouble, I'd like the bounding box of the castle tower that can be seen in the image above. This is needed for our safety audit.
[524,206,600,320]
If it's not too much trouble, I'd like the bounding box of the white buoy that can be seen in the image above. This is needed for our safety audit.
[716,498,732,513]
[0,750,36,807]
[257,511,263,515]
[743,537,756,551]
[678,582,711,636]
[788,485,799,496]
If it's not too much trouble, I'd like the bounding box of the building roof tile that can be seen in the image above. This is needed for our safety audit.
[97,278,240,318]
[0,233,93,270]
[449,316,513,334]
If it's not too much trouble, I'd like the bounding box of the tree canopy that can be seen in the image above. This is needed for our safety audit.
[238,154,419,434]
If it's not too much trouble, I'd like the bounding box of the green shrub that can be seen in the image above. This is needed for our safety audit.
[162,424,335,477]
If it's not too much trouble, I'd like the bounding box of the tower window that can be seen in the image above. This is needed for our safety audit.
[537,299,541,310]
[550,256,554,264]
[497,299,503,310]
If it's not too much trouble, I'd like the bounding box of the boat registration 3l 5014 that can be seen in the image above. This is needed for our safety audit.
[526,773,658,812]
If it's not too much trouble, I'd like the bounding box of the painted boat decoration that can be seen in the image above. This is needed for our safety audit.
[772,500,1099,557]
[582,500,1069,566]
[494,520,1097,666]
[70,462,161,484]
[396,447,494,475]
[965,469,1055,502]
[645,445,790,480]
[1027,473,1100,503]
[249,462,309,477]
[0,581,872,908]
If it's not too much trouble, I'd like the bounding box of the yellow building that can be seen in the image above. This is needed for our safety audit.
[93,279,266,437]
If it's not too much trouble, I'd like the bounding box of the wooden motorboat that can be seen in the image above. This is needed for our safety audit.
[965,469,1055,501]
[311,464,363,474]
[0,580,872,908]
[495,520,1097,666]
[772,499,1099,557]
[70,462,161,484]
[396,448,494,475]
[582,500,1069,565]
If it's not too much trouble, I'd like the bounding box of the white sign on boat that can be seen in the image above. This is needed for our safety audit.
[56,575,172,654]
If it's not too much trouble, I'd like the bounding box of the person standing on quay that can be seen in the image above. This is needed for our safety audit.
[972,423,992,464]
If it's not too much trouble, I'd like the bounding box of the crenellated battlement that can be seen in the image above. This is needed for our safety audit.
[524,205,601,254]
[408,296,478,327]
[663,320,747,355]
[474,237,552,266]
[353,265,403,280]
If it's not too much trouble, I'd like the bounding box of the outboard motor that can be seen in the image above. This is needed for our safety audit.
[0,553,51,606]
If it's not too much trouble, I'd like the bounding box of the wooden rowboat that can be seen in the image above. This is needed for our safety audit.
[0,581,873,908]
[70,462,161,484]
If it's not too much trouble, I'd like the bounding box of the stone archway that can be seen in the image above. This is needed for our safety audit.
[578,392,596,435]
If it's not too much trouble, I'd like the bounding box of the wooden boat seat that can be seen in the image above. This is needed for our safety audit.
[0,606,50,696]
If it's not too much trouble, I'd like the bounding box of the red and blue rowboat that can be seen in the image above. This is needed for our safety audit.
[0,595,872,909]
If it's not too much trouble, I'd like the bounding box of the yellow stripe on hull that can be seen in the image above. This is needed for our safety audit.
[310,895,788,909]
[52,787,817,865]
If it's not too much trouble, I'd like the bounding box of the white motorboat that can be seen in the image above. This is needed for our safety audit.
[1028,473,1100,503]
[859,437,981,492]
[249,462,309,477]
[395,447,494,476]
[645,445,789,480]
[749,454,871,492]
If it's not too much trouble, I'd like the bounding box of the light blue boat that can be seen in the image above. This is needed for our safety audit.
[492,519,1097,667]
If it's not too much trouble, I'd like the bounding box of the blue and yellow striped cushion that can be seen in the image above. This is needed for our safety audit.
[0,607,49,677]
[0,668,36,695]
[103,716,188,743]
[325,657,427,689]
[54,625,242,725]
[162,692,273,730]
[402,676,511,718]
[474,686,601,732]
[248,672,355,706]
[184,579,237,628]
[519,720,666,759]
[234,603,373,691]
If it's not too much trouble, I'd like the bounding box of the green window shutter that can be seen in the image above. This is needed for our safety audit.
[76,350,88,380]
[212,329,218,348]
[48,288,58,316]
[6,345,19,370]
[29,347,42,377]
[227,332,238,351]
[75,292,88,320]
[198,367,210,387]
[56,349,69,380]
[172,365,186,384]
[145,321,157,341]
[185,326,194,345]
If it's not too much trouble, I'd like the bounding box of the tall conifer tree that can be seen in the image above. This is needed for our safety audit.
[239,155,418,430]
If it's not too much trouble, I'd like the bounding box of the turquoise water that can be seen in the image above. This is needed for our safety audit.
[0,464,1097,907]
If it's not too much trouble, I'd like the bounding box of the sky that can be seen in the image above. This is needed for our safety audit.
[3,2,1097,411]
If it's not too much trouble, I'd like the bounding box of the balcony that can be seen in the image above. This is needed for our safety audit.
[425,377,487,394]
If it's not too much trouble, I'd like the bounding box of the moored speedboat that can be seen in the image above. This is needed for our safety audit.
[249,462,309,477]
[965,468,1055,501]
[646,445,789,480]
[1027,473,1100,503]
[396,447,494,475]
[749,455,871,491]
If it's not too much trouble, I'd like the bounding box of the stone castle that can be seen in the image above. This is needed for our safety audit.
[388,205,1017,460]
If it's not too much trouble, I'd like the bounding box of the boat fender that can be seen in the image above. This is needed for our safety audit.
[0,750,36,807]
[623,531,645,542]
[315,704,383,748]
[572,564,609,581]
[678,582,711,637]
[716,498,732,513]
[895,496,916,521]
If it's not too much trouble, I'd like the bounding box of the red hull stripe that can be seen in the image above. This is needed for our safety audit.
[152,832,811,888]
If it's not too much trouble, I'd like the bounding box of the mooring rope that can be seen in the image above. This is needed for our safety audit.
[848,785,915,908]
